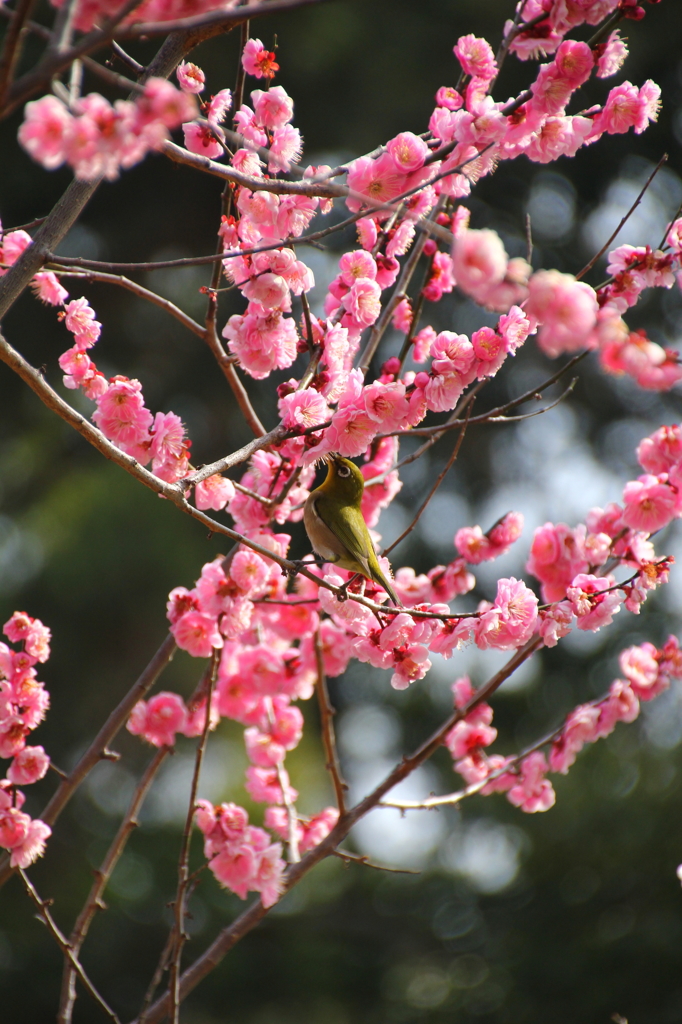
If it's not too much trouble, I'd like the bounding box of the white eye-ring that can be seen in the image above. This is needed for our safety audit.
[337,463,351,478]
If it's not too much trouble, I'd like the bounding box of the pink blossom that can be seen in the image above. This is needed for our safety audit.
[475,577,538,650]
[18,95,72,169]
[412,326,436,363]
[637,425,682,475]
[92,376,153,454]
[31,271,68,305]
[136,78,198,130]
[391,643,431,690]
[182,122,223,159]
[242,38,280,80]
[325,406,377,458]
[507,752,555,813]
[622,475,679,533]
[619,642,664,700]
[278,389,330,431]
[445,719,497,760]
[362,381,409,431]
[207,89,232,128]
[230,550,269,597]
[566,573,622,631]
[177,61,205,93]
[0,808,31,850]
[422,251,456,302]
[391,297,413,333]
[453,34,497,81]
[9,819,51,868]
[172,610,223,658]
[195,474,235,511]
[596,30,628,78]
[252,86,293,129]
[7,745,50,785]
[345,153,407,213]
[549,704,601,773]
[387,132,429,173]
[63,297,101,348]
[245,765,297,805]
[590,80,661,137]
[268,125,303,172]
[4,612,51,662]
[127,692,188,747]
[223,310,298,380]
[455,526,494,564]
[435,86,463,111]
[345,278,382,327]
[525,270,598,358]
[451,228,507,301]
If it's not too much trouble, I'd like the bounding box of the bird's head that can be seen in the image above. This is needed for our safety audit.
[321,454,365,504]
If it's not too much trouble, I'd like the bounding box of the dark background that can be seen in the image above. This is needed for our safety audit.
[2,1,682,1021]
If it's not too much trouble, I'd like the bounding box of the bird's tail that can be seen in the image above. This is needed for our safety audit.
[371,565,401,608]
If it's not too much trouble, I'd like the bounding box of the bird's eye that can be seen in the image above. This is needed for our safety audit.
[337,464,351,478]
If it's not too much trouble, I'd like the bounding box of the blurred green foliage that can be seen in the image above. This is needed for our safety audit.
[2,1,682,1022]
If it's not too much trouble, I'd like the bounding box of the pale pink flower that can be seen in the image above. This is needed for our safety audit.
[637,425,682,475]
[4,612,51,662]
[18,95,72,169]
[245,765,297,805]
[233,105,268,147]
[9,819,51,868]
[445,719,497,760]
[422,251,456,302]
[223,310,298,380]
[7,745,50,785]
[182,122,223,159]
[507,752,555,813]
[136,78,197,130]
[30,271,68,305]
[453,34,497,81]
[391,297,413,333]
[475,577,538,650]
[63,297,101,348]
[326,406,377,457]
[455,526,493,564]
[412,326,436,363]
[207,89,233,127]
[268,125,303,172]
[524,115,593,164]
[566,573,622,631]
[242,38,279,80]
[596,30,628,78]
[177,62,205,94]
[127,692,188,747]
[195,474,235,511]
[93,376,153,453]
[345,153,407,213]
[356,217,378,251]
[525,270,598,358]
[622,475,679,533]
[172,610,223,658]
[279,389,330,431]
[242,272,291,311]
[451,228,507,299]
[391,643,431,690]
[386,132,429,173]
[619,642,662,700]
[549,704,601,774]
[362,381,409,431]
[345,278,382,327]
[252,86,293,129]
[435,86,463,111]
[230,550,269,597]
[0,808,31,850]
[590,80,661,137]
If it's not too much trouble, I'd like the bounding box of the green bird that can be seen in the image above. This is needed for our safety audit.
[303,454,400,606]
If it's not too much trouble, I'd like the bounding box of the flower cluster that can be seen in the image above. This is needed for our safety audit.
[19,80,197,181]
[0,613,52,868]
[445,636,682,812]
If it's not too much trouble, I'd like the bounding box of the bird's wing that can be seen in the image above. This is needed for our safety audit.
[315,497,374,577]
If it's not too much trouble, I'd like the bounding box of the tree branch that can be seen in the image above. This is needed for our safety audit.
[58,747,170,1024]
[314,629,347,815]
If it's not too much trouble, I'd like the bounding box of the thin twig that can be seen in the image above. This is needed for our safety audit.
[332,849,420,874]
[383,396,473,557]
[51,267,208,339]
[576,154,668,280]
[19,870,122,1024]
[314,629,347,815]
[58,747,170,1024]
[168,648,219,1024]
[0,0,38,107]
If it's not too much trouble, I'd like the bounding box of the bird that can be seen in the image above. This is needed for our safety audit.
[303,453,400,606]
